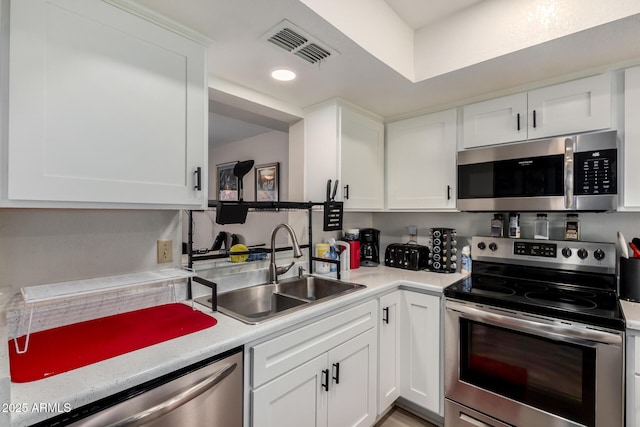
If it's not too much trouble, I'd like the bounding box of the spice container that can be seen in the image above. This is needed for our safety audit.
[508,213,520,238]
[565,214,580,240]
[534,213,549,240]
[491,214,504,237]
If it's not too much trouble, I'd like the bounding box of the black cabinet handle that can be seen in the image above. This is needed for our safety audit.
[447,185,451,200]
[194,167,202,191]
[517,113,520,131]
[343,184,349,200]
[382,307,389,324]
[321,369,329,391]
[332,363,340,384]
[533,110,537,128]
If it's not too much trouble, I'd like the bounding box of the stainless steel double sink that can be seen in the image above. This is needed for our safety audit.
[208,276,366,324]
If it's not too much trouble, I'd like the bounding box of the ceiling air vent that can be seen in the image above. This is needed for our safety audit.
[264,20,337,65]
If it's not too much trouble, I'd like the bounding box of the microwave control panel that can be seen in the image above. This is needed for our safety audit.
[574,148,617,195]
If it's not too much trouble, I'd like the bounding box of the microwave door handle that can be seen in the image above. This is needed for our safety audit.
[564,137,575,210]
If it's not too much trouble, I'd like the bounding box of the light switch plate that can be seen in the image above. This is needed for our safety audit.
[157,240,173,263]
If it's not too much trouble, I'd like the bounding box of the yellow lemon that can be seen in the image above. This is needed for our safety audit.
[229,244,249,263]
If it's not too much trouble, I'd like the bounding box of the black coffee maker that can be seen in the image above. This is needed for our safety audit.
[360,228,380,267]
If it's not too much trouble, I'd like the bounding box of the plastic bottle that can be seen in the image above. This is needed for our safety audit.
[328,238,338,272]
[508,213,520,238]
[461,245,472,274]
[315,243,330,274]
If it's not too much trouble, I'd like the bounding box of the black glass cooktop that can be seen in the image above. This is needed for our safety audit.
[444,261,625,330]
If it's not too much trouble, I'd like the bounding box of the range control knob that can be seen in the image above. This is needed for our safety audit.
[594,249,606,261]
[561,247,572,258]
[477,242,486,250]
[577,248,589,260]
[488,242,498,251]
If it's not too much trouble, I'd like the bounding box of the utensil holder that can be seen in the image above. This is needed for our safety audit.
[620,257,640,302]
[428,228,458,273]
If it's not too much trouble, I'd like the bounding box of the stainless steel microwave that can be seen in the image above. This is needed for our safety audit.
[457,131,618,212]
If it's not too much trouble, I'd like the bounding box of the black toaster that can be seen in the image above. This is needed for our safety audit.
[384,243,430,271]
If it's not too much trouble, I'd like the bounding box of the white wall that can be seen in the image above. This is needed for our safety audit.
[373,211,640,260]
[186,130,291,252]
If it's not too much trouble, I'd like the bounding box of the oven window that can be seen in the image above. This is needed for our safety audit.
[460,320,596,426]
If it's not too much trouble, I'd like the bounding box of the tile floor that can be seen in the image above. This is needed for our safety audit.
[375,407,439,427]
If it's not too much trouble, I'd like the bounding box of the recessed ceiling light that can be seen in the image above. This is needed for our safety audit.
[271,69,296,81]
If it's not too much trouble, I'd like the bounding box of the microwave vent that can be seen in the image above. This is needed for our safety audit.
[264,20,336,65]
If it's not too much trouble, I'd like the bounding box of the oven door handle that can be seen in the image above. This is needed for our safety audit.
[447,301,622,346]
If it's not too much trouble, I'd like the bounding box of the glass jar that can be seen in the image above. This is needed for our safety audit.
[565,214,580,240]
[491,214,504,237]
[534,213,549,240]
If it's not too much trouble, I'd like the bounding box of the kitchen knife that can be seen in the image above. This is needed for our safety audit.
[326,179,332,201]
[331,180,339,201]
[618,231,630,259]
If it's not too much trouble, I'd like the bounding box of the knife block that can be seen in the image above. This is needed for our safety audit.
[620,257,640,302]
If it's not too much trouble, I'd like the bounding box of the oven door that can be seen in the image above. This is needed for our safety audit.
[444,300,623,427]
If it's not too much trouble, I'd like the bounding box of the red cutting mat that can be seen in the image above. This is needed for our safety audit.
[8,303,217,383]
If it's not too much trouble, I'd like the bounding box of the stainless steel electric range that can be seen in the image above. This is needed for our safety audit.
[443,236,624,427]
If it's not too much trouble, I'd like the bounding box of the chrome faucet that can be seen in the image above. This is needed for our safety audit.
[269,223,304,284]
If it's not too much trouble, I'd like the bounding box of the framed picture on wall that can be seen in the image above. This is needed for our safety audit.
[217,161,239,201]
[255,162,279,201]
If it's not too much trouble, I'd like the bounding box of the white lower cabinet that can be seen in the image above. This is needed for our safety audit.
[378,291,402,413]
[400,291,442,415]
[626,331,640,427]
[250,301,377,427]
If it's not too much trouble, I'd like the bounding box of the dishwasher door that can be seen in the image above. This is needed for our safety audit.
[65,348,243,427]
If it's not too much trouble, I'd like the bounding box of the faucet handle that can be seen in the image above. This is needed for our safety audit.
[276,261,295,276]
[298,265,306,278]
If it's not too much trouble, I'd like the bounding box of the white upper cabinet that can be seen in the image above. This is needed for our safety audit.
[527,74,611,140]
[386,109,457,210]
[304,101,384,210]
[623,66,640,209]
[462,93,527,149]
[462,74,612,149]
[5,0,207,208]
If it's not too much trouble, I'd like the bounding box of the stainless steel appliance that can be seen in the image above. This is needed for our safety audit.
[360,228,380,266]
[37,348,243,426]
[457,130,618,212]
[444,237,624,427]
[384,243,429,270]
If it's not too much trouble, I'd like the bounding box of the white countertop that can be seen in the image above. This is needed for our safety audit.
[621,299,640,331]
[10,266,466,426]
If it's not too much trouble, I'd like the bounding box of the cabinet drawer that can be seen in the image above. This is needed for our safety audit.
[251,300,376,387]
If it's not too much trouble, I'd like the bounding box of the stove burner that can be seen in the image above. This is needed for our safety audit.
[524,291,597,311]
[557,289,597,298]
[475,277,507,286]
[469,278,515,297]
[514,282,548,292]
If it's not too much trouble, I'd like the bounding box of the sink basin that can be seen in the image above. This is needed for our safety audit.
[277,276,365,301]
[211,276,366,324]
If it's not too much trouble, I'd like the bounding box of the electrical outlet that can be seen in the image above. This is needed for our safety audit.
[157,240,173,263]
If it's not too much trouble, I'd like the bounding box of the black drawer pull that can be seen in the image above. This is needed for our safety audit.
[321,369,329,391]
[383,307,389,324]
[332,363,340,384]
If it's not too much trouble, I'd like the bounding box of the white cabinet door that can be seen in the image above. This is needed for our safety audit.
[340,107,385,210]
[386,109,457,210]
[624,66,640,209]
[462,93,527,149]
[328,329,377,427]
[7,0,206,208]
[252,354,329,427]
[378,291,402,413]
[527,74,611,140]
[304,101,384,210]
[400,291,441,415]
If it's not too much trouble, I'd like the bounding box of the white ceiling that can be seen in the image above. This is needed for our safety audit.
[384,0,483,30]
[132,0,640,123]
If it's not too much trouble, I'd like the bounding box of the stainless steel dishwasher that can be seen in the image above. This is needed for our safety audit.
[35,347,243,427]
